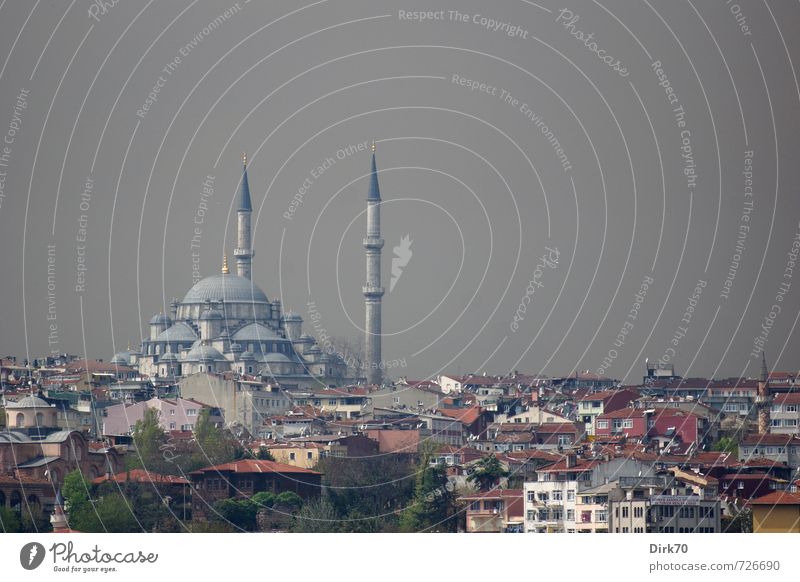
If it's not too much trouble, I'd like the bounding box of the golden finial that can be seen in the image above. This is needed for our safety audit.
[243,152,247,167]
[221,254,229,274]
[371,140,376,153]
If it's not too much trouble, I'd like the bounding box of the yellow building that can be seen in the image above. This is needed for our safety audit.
[266,442,346,469]
[750,490,800,533]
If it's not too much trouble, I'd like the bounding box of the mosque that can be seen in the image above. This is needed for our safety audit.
[110,148,387,387]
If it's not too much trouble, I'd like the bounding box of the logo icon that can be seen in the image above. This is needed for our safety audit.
[19,542,46,570]
[390,234,413,292]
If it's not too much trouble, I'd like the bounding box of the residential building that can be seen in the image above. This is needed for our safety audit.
[750,490,800,532]
[461,489,524,532]
[769,393,800,434]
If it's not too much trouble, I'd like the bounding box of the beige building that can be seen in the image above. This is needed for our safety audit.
[267,442,346,469]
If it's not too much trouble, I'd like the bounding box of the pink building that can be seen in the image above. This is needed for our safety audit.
[101,397,220,436]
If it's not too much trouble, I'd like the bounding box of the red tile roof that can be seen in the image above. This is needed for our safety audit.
[773,392,800,405]
[436,406,482,425]
[190,459,321,475]
[93,469,189,485]
[749,490,800,505]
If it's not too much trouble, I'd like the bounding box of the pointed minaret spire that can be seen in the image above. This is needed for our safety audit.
[234,153,254,279]
[221,254,230,274]
[363,143,384,385]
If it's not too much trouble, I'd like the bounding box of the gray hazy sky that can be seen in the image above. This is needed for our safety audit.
[1,0,799,383]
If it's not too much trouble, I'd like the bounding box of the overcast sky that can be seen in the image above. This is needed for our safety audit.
[1,0,799,383]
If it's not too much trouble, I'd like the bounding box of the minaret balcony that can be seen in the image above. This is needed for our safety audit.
[363,286,385,298]
[234,247,254,257]
[362,237,384,249]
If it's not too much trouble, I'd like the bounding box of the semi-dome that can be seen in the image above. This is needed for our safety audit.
[200,308,224,321]
[183,273,269,305]
[281,312,302,321]
[184,344,226,362]
[159,352,179,362]
[110,352,132,365]
[149,313,172,325]
[155,322,198,343]
[232,322,281,342]
[6,395,53,409]
[263,352,292,363]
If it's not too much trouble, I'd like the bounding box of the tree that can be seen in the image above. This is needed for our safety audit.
[466,455,510,491]
[62,469,140,532]
[255,446,275,461]
[291,497,340,532]
[0,507,21,532]
[316,454,415,532]
[128,408,170,474]
[212,498,258,531]
[399,453,458,532]
[190,409,245,470]
[712,436,738,453]
[723,508,753,533]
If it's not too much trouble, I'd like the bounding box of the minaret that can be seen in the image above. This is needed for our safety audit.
[756,351,771,434]
[234,153,254,279]
[363,142,384,385]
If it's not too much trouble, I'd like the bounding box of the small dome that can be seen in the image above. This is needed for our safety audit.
[240,351,256,359]
[149,313,172,325]
[281,312,302,322]
[159,352,179,362]
[298,334,315,342]
[184,344,226,362]
[200,308,224,321]
[6,395,53,409]
[183,273,269,305]
[155,322,198,343]
[110,352,131,365]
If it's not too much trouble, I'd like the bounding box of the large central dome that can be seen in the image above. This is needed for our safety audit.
[182,273,269,305]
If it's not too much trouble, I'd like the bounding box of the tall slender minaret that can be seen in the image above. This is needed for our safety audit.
[363,142,384,385]
[757,351,771,434]
[234,153,254,279]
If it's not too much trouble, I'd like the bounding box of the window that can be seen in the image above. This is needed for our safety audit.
[187,408,197,416]
[552,490,563,501]
[622,419,634,429]
[567,490,575,501]
[552,508,563,521]
[527,510,535,521]
[786,404,798,412]
[786,419,798,427]
[538,492,549,502]
[596,510,607,523]
[539,509,549,521]
[622,527,629,533]
[597,420,609,429]
[741,447,750,455]
[622,507,629,518]
[527,491,535,502]
[307,452,313,460]
[289,452,296,461]
[772,419,782,427]
[679,507,695,518]
[169,422,176,430]
[472,501,481,511]
[634,507,643,518]
[566,509,575,521]
[558,435,571,446]
[580,511,592,523]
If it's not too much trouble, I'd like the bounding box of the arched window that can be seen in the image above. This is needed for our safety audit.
[155,344,161,355]
[15,413,24,428]
[248,366,253,374]
[199,365,204,373]
[248,343,254,353]
[9,491,21,512]
[35,412,44,426]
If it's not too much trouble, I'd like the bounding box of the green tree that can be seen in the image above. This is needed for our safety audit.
[712,436,738,453]
[189,410,245,470]
[62,469,140,532]
[0,507,21,532]
[399,454,457,532]
[466,455,510,491]
[255,446,275,461]
[212,498,258,531]
[128,408,170,474]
